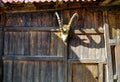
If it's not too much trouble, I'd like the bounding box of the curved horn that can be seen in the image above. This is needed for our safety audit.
[55,12,62,28]
[68,13,79,26]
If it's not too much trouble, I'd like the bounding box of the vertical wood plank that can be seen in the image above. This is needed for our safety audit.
[37,13,42,27]
[21,61,27,82]
[98,63,103,82]
[25,13,31,26]
[3,60,13,82]
[115,42,120,82]
[51,62,58,82]
[20,32,25,55]
[33,61,40,82]
[13,61,22,82]
[30,32,38,55]
[58,62,64,82]
[24,32,30,55]
[50,32,57,56]
[41,32,50,55]
[104,23,114,82]
[46,62,52,82]
[4,32,9,55]
[31,13,38,27]
[102,35,105,61]
[37,32,42,55]
[9,32,14,55]
[41,61,46,82]
[26,61,34,82]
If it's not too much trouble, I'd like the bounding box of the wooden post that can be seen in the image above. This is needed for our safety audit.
[103,11,114,82]
[104,23,114,82]
[115,41,120,82]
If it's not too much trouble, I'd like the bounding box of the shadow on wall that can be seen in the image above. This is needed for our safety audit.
[66,28,105,82]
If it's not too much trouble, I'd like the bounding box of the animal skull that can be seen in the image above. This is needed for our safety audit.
[55,12,78,42]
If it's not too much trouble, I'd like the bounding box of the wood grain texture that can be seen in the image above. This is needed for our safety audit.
[115,42,120,82]
[2,9,120,82]
[72,63,98,82]
[3,60,13,82]
[68,34,105,60]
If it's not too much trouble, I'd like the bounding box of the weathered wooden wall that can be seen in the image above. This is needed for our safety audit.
[1,9,104,82]
[0,7,120,82]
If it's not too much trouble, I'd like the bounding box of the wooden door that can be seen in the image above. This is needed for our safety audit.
[2,12,66,82]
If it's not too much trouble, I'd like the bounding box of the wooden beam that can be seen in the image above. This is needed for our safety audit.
[4,5,120,14]
[73,29,104,35]
[2,55,64,61]
[4,27,60,32]
[68,59,106,64]
[4,26,104,34]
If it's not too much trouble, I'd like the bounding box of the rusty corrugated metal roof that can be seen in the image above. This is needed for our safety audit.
[1,0,96,3]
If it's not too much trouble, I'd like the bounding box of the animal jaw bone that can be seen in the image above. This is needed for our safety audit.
[55,12,78,42]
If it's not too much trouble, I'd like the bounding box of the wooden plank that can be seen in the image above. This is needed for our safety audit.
[68,62,72,82]
[21,61,27,82]
[3,60,13,82]
[64,43,68,82]
[2,55,64,61]
[115,42,120,82]
[0,31,3,56]
[45,62,52,82]
[73,29,104,35]
[41,61,46,82]
[31,13,39,27]
[26,61,34,82]
[37,13,42,26]
[4,6,120,15]
[2,26,52,31]
[4,27,104,34]
[68,59,106,64]
[30,32,38,55]
[41,32,50,55]
[51,62,58,82]
[4,32,9,55]
[98,63,103,82]
[37,32,42,55]
[0,60,3,82]
[104,24,114,82]
[58,62,64,82]
[50,32,58,56]
[9,32,14,55]
[24,32,30,55]
[33,61,40,82]
[13,61,22,82]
